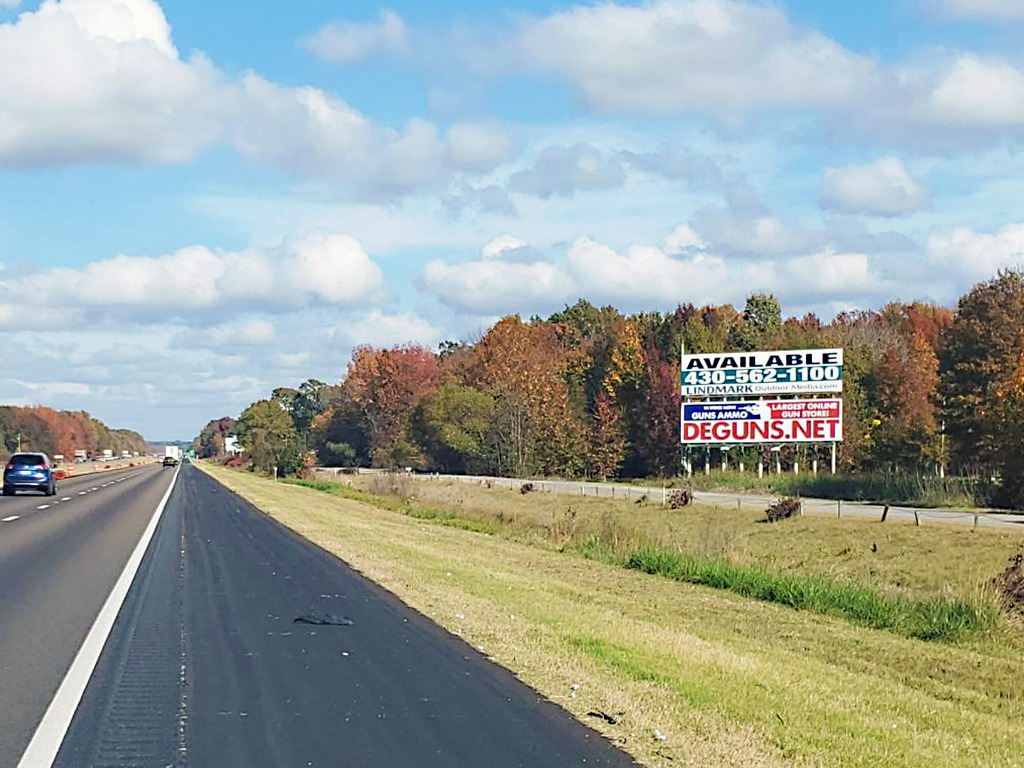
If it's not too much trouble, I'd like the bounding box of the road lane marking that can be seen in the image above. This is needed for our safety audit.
[2,515,18,522]
[37,505,49,510]
[61,497,71,501]
[77,492,87,496]
[17,463,182,768]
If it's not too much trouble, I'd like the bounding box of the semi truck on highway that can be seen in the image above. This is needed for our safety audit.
[164,445,182,466]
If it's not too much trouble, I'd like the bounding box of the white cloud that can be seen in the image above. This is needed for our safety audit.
[0,229,385,325]
[418,248,574,315]
[477,0,1024,145]
[0,0,508,192]
[481,234,529,259]
[508,144,626,198]
[619,145,723,187]
[333,310,443,349]
[820,157,929,217]
[923,55,1024,128]
[0,0,21,7]
[930,0,1024,21]
[418,226,898,318]
[442,184,518,218]
[565,235,729,308]
[513,0,880,117]
[444,123,515,171]
[301,9,409,64]
[173,319,277,351]
[928,223,1024,284]
[663,224,706,254]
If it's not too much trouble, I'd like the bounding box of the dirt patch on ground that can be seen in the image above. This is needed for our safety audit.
[992,550,1024,618]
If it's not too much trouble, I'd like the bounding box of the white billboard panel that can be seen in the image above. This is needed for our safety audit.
[680,348,843,396]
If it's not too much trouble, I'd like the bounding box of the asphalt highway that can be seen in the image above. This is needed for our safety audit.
[4,463,637,768]
[0,464,174,766]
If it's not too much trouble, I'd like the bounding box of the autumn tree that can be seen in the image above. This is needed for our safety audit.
[412,383,495,473]
[588,393,625,478]
[193,417,236,459]
[728,293,783,351]
[235,399,303,475]
[344,345,439,468]
[939,271,1024,493]
[468,316,585,477]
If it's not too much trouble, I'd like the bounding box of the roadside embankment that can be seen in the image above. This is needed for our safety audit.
[201,462,1024,768]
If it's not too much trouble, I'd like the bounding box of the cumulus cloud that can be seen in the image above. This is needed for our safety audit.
[565,235,729,308]
[513,0,880,117]
[418,235,575,314]
[332,310,443,349]
[928,223,1024,283]
[819,157,929,217]
[418,226,895,317]
[619,145,723,187]
[0,0,509,193]
[0,229,385,326]
[508,144,627,198]
[171,319,277,351]
[456,0,1024,145]
[442,184,518,218]
[301,9,409,64]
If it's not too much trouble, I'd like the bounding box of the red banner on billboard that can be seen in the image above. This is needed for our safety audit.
[681,399,843,444]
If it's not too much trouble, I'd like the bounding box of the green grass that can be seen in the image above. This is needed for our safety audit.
[292,477,1003,642]
[285,478,501,534]
[624,548,998,642]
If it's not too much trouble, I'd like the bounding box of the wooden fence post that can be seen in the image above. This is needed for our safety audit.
[880,505,889,522]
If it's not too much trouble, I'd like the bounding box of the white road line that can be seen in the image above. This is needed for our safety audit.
[61,497,71,502]
[2,515,18,522]
[77,492,86,496]
[17,463,181,768]
[37,505,49,510]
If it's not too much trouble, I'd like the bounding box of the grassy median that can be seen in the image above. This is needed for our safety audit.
[200,463,1024,768]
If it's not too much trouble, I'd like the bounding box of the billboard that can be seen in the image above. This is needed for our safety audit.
[681,399,843,444]
[681,348,843,396]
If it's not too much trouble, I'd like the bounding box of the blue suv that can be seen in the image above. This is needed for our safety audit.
[3,452,58,496]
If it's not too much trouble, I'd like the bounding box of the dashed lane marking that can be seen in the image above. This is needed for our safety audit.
[61,497,71,501]
[37,505,49,510]
[2,515,18,522]
[16,464,181,768]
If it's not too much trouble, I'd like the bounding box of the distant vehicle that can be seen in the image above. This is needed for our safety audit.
[3,453,58,496]
[74,449,87,463]
[164,445,182,463]
[102,449,113,459]
[162,455,179,467]
[121,450,130,459]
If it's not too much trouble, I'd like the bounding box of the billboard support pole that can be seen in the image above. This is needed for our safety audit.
[830,442,837,475]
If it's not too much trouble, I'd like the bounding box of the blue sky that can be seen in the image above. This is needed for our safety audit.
[3,0,1024,439]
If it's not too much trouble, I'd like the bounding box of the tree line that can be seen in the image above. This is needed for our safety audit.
[0,406,149,461]
[198,271,1024,506]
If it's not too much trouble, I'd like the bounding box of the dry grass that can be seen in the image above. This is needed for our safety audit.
[366,476,1023,603]
[202,463,1024,768]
